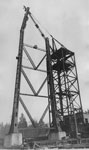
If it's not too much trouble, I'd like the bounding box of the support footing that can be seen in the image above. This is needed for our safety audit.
[49,131,66,141]
[4,133,22,148]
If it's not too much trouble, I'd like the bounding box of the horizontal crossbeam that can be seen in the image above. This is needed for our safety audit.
[24,43,46,52]
[22,65,46,73]
[20,93,48,98]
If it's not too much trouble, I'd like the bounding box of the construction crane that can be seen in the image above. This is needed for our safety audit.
[9,6,84,139]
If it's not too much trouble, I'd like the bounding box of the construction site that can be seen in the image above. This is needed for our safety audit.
[3,6,89,149]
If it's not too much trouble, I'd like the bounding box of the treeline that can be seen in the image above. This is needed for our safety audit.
[0,113,48,140]
[84,109,89,114]
[0,123,10,139]
[0,113,27,139]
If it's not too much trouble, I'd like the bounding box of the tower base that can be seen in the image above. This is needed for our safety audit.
[4,133,22,148]
[48,131,66,141]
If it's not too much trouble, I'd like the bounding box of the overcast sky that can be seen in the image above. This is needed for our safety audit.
[0,0,89,124]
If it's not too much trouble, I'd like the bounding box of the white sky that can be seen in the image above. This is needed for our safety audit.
[0,0,89,124]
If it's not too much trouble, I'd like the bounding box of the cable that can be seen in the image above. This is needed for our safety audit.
[31,13,51,37]
[31,13,67,48]
[24,6,67,48]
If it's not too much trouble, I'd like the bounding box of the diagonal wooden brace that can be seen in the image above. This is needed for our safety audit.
[21,68,36,95]
[23,47,36,69]
[39,101,50,124]
[36,77,47,95]
[19,96,36,127]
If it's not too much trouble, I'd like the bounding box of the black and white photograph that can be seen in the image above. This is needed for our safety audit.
[0,0,89,149]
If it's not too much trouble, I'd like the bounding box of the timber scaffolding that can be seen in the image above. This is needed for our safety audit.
[4,6,89,148]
